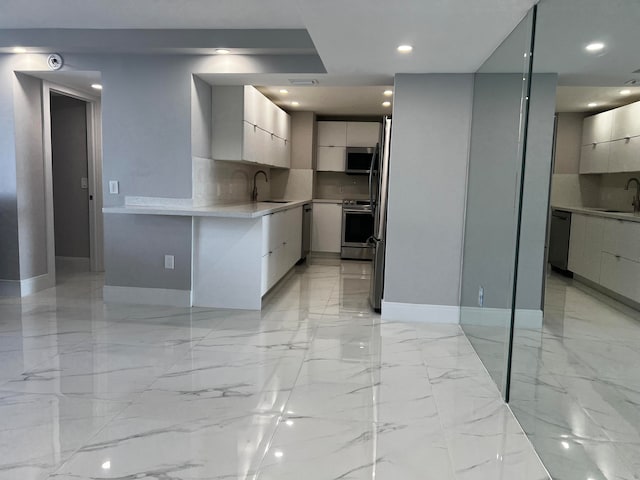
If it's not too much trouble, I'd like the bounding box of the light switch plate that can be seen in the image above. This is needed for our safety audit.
[164,255,175,270]
[108,180,119,194]
[81,177,88,189]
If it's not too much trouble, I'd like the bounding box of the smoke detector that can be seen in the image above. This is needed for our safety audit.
[47,53,63,71]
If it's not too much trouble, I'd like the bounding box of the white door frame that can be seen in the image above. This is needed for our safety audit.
[42,81,104,279]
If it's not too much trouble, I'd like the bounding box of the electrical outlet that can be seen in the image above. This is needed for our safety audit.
[80,177,88,189]
[108,180,119,194]
[164,255,175,270]
[478,286,484,307]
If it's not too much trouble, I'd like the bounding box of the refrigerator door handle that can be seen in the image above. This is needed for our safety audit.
[369,143,378,217]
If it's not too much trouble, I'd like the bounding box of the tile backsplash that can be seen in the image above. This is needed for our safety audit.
[193,157,270,206]
[315,172,369,200]
[551,172,640,213]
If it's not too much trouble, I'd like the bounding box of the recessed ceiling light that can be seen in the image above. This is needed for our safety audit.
[620,89,632,95]
[91,84,103,90]
[215,49,230,55]
[588,102,597,107]
[101,460,111,470]
[383,90,393,96]
[12,47,26,53]
[397,45,413,53]
[291,101,299,106]
[585,42,605,52]
[274,450,284,458]
[382,101,391,107]
[279,89,289,94]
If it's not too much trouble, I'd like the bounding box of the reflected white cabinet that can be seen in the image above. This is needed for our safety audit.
[582,110,613,146]
[312,202,342,253]
[569,213,640,304]
[579,142,610,173]
[567,213,603,282]
[608,136,640,173]
[212,85,291,168]
[611,102,640,141]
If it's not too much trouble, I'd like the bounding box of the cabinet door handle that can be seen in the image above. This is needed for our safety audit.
[615,255,621,259]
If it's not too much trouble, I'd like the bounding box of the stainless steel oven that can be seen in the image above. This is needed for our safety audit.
[341,200,374,260]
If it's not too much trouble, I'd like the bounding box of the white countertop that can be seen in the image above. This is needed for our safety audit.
[552,205,640,223]
[103,199,311,219]
[313,198,345,204]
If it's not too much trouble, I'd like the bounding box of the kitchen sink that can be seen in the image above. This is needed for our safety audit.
[262,200,290,204]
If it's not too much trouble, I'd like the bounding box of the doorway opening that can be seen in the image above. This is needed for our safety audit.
[42,81,103,284]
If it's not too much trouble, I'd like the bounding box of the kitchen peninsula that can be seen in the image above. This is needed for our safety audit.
[104,199,307,309]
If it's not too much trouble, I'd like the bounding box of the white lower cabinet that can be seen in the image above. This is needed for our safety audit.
[600,253,640,302]
[569,212,640,304]
[568,214,603,282]
[312,202,342,253]
[261,206,302,295]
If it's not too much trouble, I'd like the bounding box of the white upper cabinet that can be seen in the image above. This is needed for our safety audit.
[579,142,610,174]
[317,122,347,147]
[608,136,640,173]
[582,110,613,146]
[346,122,381,147]
[212,85,291,168]
[611,101,640,141]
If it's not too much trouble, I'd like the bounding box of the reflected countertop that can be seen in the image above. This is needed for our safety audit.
[552,205,640,223]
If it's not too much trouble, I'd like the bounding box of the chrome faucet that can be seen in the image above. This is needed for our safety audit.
[625,177,640,214]
[251,170,268,202]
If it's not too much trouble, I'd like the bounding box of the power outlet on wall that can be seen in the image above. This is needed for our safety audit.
[108,180,119,194]
[478,286,484,307]
[164,255,175,270]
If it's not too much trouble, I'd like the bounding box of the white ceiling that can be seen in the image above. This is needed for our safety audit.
[0,0,305,29]
[556,86,640,113]
[7,0,640,116]
[256,85,394,115]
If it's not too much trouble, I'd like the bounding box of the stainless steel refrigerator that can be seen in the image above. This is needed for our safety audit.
[369,116,392,312]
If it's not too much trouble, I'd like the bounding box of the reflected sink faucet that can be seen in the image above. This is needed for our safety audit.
[251,170,268,202]
[625,177,640,214]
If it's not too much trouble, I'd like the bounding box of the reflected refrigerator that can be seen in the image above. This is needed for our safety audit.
[369,116,392,312]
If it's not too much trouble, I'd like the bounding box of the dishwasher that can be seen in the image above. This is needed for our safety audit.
[299,203,312,263]
[549,209,572,274]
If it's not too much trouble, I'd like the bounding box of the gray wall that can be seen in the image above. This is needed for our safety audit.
[460,74,525,309]
[554,112,585,174]
[104,214,192,291]
[0,57,20,281]
[14,73,47,280]
[191,74,212,159]
[290,111,316,170]
[51,94,90,258]
[460,73,557,311]
[384,74,474,307]
[516,74,558,310]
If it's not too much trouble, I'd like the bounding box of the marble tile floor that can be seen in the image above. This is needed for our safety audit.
[0,258,548,480]
[466,272,640,480]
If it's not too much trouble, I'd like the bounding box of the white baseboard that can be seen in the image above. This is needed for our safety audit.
[460,306,543,329]
[0,273,54,297]
[381,301,460,324]
[103,285,192,307]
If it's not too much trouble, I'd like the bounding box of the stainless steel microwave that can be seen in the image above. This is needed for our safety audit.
[345,146,375,175]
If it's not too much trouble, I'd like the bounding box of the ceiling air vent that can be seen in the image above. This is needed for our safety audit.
[289,79,318,86]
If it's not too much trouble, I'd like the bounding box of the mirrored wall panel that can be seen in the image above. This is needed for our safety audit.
[510,0,640,478]
[459,9,535,395]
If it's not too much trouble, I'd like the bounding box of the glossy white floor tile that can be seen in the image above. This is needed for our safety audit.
[0,259,547,480]
[507,273,640,480]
